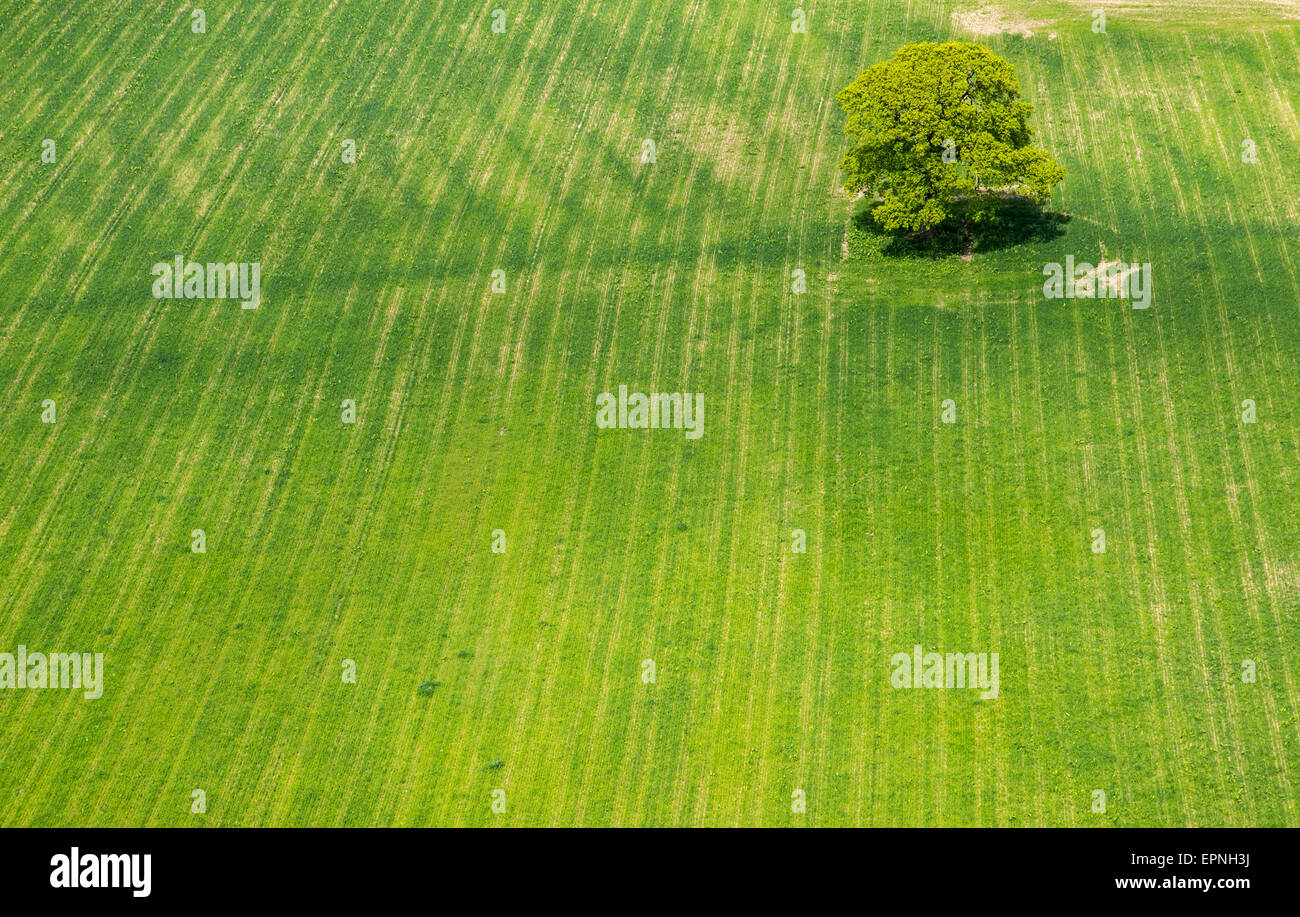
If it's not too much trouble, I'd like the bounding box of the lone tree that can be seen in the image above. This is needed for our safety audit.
[837,41,1064,240]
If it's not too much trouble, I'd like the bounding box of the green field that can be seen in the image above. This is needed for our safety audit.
[1,0,1298,826]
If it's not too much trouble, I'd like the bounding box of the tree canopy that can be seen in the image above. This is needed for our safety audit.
[836,41,1065,236]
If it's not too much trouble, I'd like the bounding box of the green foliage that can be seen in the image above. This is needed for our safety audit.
[837,41,1065,234]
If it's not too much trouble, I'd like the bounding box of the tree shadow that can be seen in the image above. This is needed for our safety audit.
[853,195,1070,259]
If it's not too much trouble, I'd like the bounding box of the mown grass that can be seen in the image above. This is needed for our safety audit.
[0,0,1297,825]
